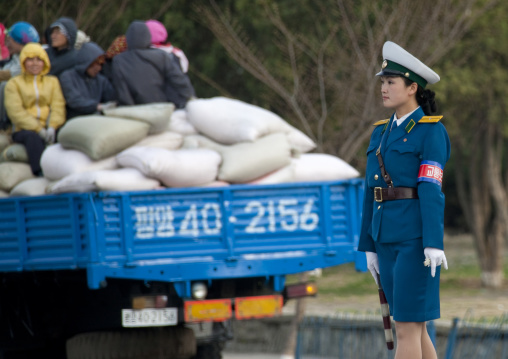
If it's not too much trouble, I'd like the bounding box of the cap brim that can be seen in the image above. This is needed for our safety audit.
[376,69,405,77]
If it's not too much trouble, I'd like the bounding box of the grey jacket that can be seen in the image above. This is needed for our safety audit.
[59,42,116,119]
[112,21,195,108]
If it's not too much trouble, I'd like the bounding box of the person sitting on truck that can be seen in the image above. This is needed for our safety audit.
[45,17,77,77]
[0,23,9,60]
[59,41,116,119]
[101,35,127,83]
[145,19,189,73]
[0,21,40,130]
[112,21,195,109]
[4,42,66,176]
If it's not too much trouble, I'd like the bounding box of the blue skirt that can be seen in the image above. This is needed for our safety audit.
[375,238,441,322]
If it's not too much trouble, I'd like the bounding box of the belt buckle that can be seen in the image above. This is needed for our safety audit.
[374,187,383,202]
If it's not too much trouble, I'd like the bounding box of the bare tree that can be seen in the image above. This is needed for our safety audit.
[194,0,497,169]
[195,0,505,290]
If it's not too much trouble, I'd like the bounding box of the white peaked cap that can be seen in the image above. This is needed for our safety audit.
[376,41,440,88]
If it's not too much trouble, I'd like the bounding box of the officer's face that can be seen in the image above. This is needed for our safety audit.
[380,76,416,110]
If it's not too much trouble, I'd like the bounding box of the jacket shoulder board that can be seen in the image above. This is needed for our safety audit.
[419,115,443,123]
[373,119,389,126]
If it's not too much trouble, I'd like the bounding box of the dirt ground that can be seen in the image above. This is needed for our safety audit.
[283,233,508,325]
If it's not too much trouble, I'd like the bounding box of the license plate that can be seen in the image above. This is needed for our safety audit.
[122,308,177,327]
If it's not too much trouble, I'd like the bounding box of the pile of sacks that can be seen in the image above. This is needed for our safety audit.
[0,97,359,197]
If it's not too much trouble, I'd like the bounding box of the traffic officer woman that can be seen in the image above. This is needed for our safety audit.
[358,41,450,359]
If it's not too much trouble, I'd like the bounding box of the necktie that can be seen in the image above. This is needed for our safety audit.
[391,120,398,131]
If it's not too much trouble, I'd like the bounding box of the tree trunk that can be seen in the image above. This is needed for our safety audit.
[454,121,505,288]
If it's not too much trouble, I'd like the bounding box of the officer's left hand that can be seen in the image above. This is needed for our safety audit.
[424,247,448,277]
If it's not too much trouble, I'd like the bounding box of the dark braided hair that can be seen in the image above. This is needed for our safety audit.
[402,77,437,115]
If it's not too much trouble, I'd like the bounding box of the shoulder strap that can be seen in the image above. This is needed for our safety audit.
[376,147,393,188]
[373,119,389,126]
[419,115,443,123]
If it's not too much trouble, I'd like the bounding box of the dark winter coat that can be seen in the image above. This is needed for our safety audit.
[59,42,116,119]
[112,21,195,108]
[45,17,78,77]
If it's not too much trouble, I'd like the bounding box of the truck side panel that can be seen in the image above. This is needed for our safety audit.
[0,194,94,271]
[0,180,365,289]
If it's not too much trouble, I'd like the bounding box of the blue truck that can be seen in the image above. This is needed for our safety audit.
[0,178,365,359]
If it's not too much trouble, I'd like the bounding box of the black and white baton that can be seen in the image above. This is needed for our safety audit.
[377,273,394,350]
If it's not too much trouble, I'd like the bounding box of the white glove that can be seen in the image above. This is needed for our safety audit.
[38,128,47,140]
[366,251,380,285]
[424,247,448,277]
[98,101,117,112]
[45,127,56,144]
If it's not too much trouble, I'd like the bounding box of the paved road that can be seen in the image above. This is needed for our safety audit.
[224,354,282,359]
[224,354,328,359]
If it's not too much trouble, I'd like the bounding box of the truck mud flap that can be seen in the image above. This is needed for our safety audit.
[66,326,196,359]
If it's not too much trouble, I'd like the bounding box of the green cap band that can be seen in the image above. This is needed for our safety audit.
[381,60,428,88]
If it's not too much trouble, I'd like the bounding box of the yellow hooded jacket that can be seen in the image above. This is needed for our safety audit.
[5,42,66,132]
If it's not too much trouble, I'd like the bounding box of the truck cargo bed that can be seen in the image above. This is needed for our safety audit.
[0,179,365,290]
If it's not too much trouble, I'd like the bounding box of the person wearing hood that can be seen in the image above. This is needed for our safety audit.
[59,41,116,119]
[0,21,40,130]
[112,21,195,108]
[45,17,78,77]
[5,43,66,176]
[145,19,189,73]
[0,23,10,60]
[1,22,40,83]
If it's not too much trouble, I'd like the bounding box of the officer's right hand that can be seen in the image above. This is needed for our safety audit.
[366,251,380,285]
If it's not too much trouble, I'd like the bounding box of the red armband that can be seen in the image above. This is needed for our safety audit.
[418,160,443,187]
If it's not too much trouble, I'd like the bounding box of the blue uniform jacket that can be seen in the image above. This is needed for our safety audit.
[358,107,451,252]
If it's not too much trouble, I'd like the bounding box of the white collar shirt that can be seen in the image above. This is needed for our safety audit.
[392,106,420,129]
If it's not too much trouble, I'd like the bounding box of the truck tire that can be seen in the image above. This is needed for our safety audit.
[191,341,224,359]
[66,326,196,359]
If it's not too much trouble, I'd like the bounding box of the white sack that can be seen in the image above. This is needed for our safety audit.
[57,115,150,160]
[134,131,183,150]
[218,133,291,183]
[291,154,360,182]
[0,133,10,152]
[103,103,174,134]
[0,144,28,163]
[40,144,117,181]
[168,109,197,135]
[183,133,291,183]
[0,162,34,191]
[181,134,222,151]
[48,168,161,194]
[248,165,294,185]
[116,147,221,188]
[186,97,316,153]
[10,177,51,196]
[197,181,230,187]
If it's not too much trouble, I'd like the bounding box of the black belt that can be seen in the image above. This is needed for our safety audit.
[374,187,418,202]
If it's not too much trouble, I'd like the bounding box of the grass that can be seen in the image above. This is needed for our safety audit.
[285,233,508,320]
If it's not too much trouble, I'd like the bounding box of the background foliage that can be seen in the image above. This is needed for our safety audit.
[2,0,507,287]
